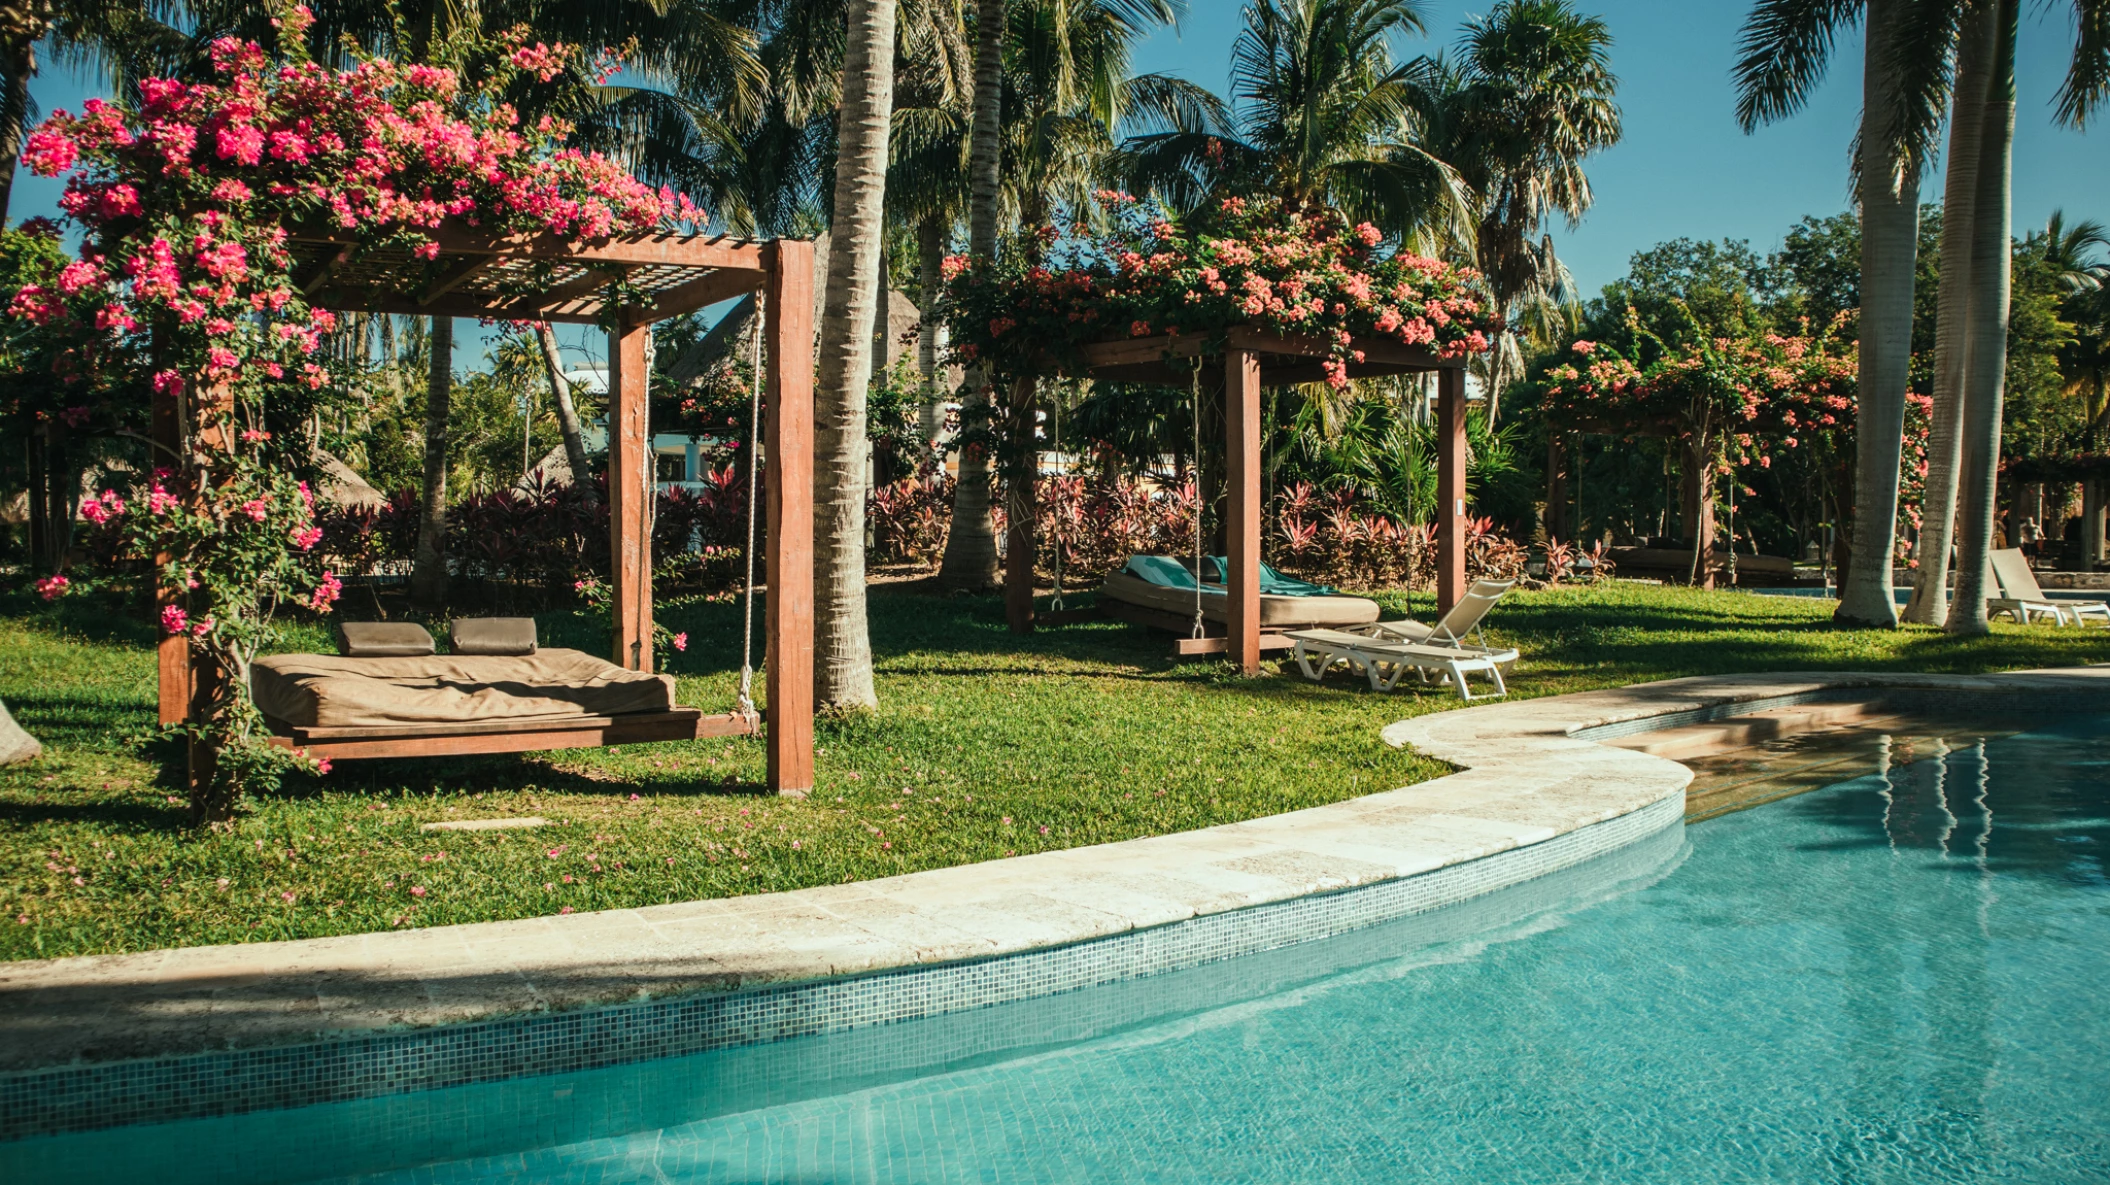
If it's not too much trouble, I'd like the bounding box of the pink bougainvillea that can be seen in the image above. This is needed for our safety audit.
[5,7,715,816]
[937,195,1501,389]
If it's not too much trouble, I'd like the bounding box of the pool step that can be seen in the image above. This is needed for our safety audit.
[1600,700,1890,761]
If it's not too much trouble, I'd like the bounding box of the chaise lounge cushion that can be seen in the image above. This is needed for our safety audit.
[252,648,675,730]
[1100,567,1380,628]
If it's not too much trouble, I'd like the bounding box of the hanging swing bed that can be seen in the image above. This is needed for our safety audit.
[155,226,818,794]
[1025,327,1475,674]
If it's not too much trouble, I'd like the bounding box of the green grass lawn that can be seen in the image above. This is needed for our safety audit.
[5,579,2107,962]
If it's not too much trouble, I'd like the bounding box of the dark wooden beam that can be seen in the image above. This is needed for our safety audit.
[311,289,605,324]
[291,226,769,273]
[619,267,765,327]
[418,255,498,306]
[296,246,352,296]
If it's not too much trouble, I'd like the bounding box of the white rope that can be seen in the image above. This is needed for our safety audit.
[736,295,764,726]
[1049,387,1065,612]
[1190,361,1205,640]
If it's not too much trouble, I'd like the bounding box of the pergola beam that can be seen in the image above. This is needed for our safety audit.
[417,255,499,306]
[619,268,766,328]
[291,227,770,273]
[307,289,606,325]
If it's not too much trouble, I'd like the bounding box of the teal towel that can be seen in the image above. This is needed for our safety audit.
[1123,555,1201,589]
[1204,556,1338,596]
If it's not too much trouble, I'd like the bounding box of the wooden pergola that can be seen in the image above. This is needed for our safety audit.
[153,225,817,794]
[1056,326,1471,676]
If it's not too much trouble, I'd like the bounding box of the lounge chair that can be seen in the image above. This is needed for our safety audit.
[1345,579,1516,661]
[1987,549,2110,627]
[1096,555,1382,632]
[1284,628,1517,700]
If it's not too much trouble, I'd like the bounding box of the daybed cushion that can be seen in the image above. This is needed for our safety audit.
[450,617,537,655]
[252,648,675,729]
[1100,568,1381,628]
[338,621,436,658]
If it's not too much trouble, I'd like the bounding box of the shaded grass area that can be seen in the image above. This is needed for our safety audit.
[5,581,2107,961]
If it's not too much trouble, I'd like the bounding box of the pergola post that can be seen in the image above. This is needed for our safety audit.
[152,373,190,728]
[1437,364,1468,613]
[765,240,816,795]
[1226,347,1262,674]
[608,323,654,671]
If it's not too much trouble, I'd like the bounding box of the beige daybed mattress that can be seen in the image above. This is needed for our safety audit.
[252,649,676,730]
[1099,569,1381,628]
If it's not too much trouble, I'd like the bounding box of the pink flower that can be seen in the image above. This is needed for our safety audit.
[241,498,270,522]
[671,632,688,651]
[214,122,265,166]
[152,369,185,396]
[190,615,214,637]
[20,127,78,176]
[160,605,188,634]
[307,572,343,612]
[35,575,69,601]
[293,526,324,551]
[317,757,332,774]
[409,885,427,897]
[1571,340,1597,355]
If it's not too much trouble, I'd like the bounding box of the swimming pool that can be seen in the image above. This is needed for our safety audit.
[11,713,2109,1183]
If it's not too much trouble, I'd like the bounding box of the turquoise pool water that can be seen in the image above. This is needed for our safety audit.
[11,715,2110,1183]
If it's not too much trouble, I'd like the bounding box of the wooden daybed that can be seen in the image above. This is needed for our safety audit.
[252,649,753,760]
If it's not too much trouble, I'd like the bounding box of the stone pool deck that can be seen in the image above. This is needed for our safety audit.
[5,668,2108,1103]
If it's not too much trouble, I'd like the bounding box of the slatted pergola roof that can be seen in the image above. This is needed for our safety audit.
[289,227,771,327]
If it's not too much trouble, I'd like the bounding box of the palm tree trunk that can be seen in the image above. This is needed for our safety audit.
[534,322,594,496]
[811,0,898,710]
[409,316,453,610]
[937,0,1006,591]
[917,216,947,449]
[0,53,31,228]
[1945,0,2018,636]
[1834,0,1920,628]
[1903,11,1991,626]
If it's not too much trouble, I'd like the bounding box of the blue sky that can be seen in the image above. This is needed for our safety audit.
[9,1,2104,311]
[1135,0,2109,296]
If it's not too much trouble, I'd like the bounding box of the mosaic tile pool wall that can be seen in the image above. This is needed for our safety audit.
[0,792,1685,1141]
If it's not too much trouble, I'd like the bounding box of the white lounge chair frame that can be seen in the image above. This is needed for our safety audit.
[1286,628,1517,700]
[1344,578,1517,663]
[1987,549,2110,627]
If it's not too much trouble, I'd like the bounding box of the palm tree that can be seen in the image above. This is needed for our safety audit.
[1437,0,1620,418]
[936,0,1185,593]
[1902,14,1995,626]
[408,315,453,609]
[935,0,1012,592]
[1736,0,1941,629]
[1120,0,1471,247]
[811,0,899,710]
[1944,0,2018,635]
